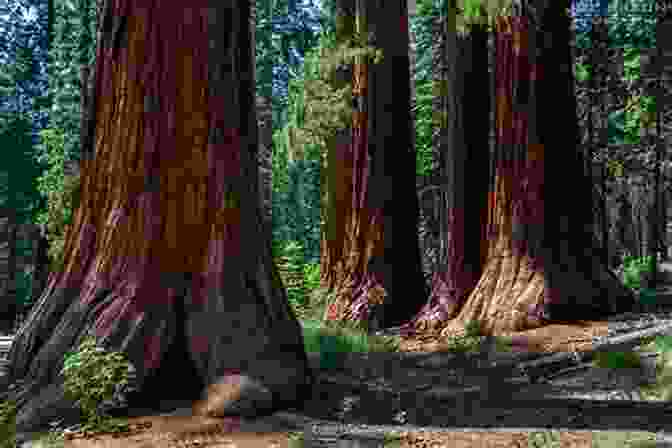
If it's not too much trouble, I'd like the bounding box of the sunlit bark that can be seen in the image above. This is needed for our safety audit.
[403,2,491,334]
[439,1,634,336]
[323,0,426,330]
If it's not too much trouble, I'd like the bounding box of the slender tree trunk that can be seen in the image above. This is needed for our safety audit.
[408,0,417,134]
[251,1,274,241]
[5,1,312,436]
[25,0,59,321]
[323,0,427,330]
[79,0,99,163]
[439,1,634,336]
[256,94,273,239]
[430,1,449,280]
[320,0,355,291]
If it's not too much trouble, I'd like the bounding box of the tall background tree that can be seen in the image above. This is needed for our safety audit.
[435,0,635,336]
[318,0,427,330]
[0,0,52,331]
[401,0,491,334]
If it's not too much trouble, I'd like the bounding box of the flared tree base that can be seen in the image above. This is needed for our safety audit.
[436,246,636,337]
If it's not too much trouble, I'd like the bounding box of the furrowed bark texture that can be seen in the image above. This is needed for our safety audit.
[402,10,491,335]
[438,2,634,337]
[4,0,312,435]
[322,0,427,330]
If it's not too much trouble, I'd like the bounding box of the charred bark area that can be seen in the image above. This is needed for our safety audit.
[121,278,205,413]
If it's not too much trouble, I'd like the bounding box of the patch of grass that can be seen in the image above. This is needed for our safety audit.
[300,317,400,357]
[618,254,655,292]
[0,399,17,448]
[287,260,517,359]
[592,351,643,369]
[297,290,516,361]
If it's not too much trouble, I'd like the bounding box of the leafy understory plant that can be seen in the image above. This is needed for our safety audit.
[58,334,134,438]
[619,254,654,292]
[33,127,83,273]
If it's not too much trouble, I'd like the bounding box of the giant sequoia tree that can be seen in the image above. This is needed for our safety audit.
[4,0,312,436]
[322,0,427,330]
[434,0,635,335]
[399,1,491,334]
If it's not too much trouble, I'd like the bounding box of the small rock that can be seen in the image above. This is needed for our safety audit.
[192,371,274,418]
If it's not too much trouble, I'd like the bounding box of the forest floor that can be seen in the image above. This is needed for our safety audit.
[10,263,672,447]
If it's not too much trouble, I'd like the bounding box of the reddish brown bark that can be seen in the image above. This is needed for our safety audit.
[4,0,312,436]
[438,2,634,337]
[323,0,427,330]
[320,0,356,292]
[401,12,491,335]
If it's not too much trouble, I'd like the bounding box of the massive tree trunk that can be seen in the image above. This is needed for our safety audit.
[401,7,491,334]
[323,0,427,330]
[438,1,635,337]
[4,0,312,437]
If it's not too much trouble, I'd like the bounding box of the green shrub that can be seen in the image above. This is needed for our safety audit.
[273,240,325,321]
[273,240,308,311]
[303,262,320,295]
[593,351,643,369]
[620,254,654,291]
[59,334,133,436]
[33,127,82,273]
